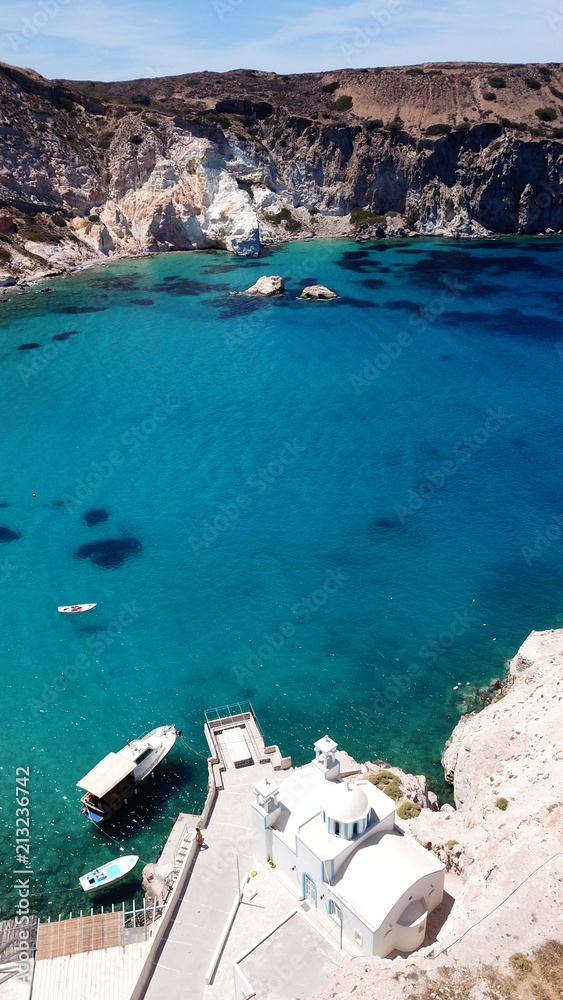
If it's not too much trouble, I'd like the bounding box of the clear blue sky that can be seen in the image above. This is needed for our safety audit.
[0,0,560,82]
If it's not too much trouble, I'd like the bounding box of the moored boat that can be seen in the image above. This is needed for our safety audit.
[77,724,180,823]
[58,603,97,614]
[79,855,138,892]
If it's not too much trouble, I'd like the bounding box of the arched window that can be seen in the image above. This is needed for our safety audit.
[352,822,358,837]
[334,820,340,835]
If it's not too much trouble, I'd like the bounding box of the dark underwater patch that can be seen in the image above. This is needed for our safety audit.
[0,501,8,508]
[362,278,385,289]
[52,330,79,341]
[337,250,374,273]
[215,296,272,320]
[18,343,41,350]
[83,508,109,527]
[57,306,107,314]
[163,275,180,282]
[151,278,227,296]
[0,526,21,542]
[394,248,428,254]
[90,275,140,291]
[74,536,142,568]
[441,308,563,340]
[130,298,154,306]
[385,300,421,311]
[405,250,556,288]
[374,517,398,531]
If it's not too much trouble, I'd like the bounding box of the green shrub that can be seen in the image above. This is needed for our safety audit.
[488,76,507,88]
[308,207,319,215]
[129,134,143,145]
[445,839,459,850]
[535,107,557,121]
[538,67,552,81]
[88,214,100,223]
[368,770,403,800]
[143,117,159,127]
[552,127,563,138]
[496,797,508,810]
[510,953,533,973]
[406,68,424,76]
[58,96,75,112]
[525,78,542,90]
[0,247,11,262]
[397,801,421,820]
[500,117,511,127]
[483,92,497,101]
[37,123,47,132]
[489,141,502,152]
[335,95,353,111]
[237,114,255,127]
[265,207,294,226]
[454,122,471,130]
[51,214,66,227]
[385,114,403,131]
[426,123,452,135]
[278,138,287,147]
[550,85,563,100]
[131,93,151,106]
[364,118,383,130]
[98,138,111,149]
[322,81,340,94]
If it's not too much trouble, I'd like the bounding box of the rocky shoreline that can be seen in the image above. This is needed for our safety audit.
[1,59,563,288]
[311,628,563,999]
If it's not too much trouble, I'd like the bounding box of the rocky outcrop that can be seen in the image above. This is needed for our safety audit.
[232,275,285,296]
[0,60,562,285]
[299,284,338,299]
[310,628,563,999]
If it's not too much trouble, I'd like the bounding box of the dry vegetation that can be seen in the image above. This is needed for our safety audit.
[408,941,563,1000]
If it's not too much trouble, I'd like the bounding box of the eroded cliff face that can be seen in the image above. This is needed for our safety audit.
[0,60,563,284]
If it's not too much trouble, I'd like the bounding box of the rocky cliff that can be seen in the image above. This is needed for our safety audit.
[310,628,563,1000]
[1,60,563,284]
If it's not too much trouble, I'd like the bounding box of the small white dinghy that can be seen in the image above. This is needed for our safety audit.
[58,604,97,614]
[79,855,138,893]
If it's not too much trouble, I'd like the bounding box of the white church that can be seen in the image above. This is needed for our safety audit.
[251,735,445,957]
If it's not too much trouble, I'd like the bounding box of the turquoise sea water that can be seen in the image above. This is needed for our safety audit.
[1,237,563,919]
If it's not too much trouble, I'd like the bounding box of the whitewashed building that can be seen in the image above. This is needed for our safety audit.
[251,736,445,957]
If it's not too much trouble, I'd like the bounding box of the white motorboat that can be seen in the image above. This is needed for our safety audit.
[77,724,181,823]
[79,855,138,893]
[58,604,97,614]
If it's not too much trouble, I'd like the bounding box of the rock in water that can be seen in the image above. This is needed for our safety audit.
[299,284,338,300]
[232,275,285,297]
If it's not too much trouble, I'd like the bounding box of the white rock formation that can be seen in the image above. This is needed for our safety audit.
[232,274,285,296]
[299,284,338,299]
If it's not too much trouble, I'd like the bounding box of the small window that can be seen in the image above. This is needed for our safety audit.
[334,820,340,835]
[352,822,358,837]
[354,929,362,946]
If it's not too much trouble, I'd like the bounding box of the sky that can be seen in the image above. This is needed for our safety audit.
[0,0,561,82]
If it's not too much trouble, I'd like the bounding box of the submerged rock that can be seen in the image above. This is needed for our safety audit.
[231,275,285,297]
[0,273,16,288]
[83,508,109,527]
[299,284,338,300]
[74,536,141,568]
[0,525,21,542]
